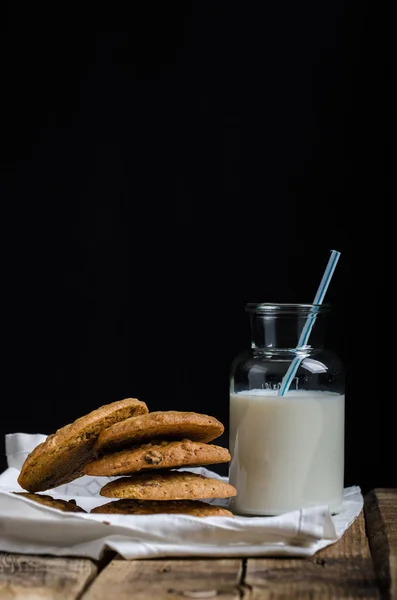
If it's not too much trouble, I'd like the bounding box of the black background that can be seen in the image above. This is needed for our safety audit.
[1,3,390,493]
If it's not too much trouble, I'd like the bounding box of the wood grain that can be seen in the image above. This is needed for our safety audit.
[0,552,97,600]
[82,557,243,600]
[365,488,397,600]
[244,509,380,599]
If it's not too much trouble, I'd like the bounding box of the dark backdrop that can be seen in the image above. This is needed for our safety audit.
[1,3,390,493]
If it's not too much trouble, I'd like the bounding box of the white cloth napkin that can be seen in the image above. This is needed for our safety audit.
[0,433,363,560]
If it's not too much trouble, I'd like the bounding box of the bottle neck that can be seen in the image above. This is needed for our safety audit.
[249,307,328,351]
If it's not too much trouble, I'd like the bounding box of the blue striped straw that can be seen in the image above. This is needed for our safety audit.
[278,249,341,396]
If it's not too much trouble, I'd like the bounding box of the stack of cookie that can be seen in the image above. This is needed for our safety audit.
[84,411,236,517]
[16,400,236,518]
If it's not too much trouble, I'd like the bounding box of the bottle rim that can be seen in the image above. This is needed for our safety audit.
[245,303,331,314]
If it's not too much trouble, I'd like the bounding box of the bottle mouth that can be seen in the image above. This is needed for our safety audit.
[245,303,331,315]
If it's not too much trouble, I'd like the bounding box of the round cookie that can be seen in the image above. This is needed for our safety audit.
[99,470,237,500]
[14,492,86,513]
[91,499,233,517]
[84,440,231,477]
[95,411,225,453]
[18,398,148,492]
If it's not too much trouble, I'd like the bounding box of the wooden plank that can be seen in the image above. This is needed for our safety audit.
[364,488,397,600]
[244,509,380,599]
[82,557,243,600]
[0,552,97,600]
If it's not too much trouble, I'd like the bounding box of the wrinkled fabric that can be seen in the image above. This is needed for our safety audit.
[0,433,363,560]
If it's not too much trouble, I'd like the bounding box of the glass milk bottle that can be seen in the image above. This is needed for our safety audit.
[229,303,345,516]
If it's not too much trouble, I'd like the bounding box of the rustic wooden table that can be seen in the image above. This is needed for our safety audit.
[0,488,395,599]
